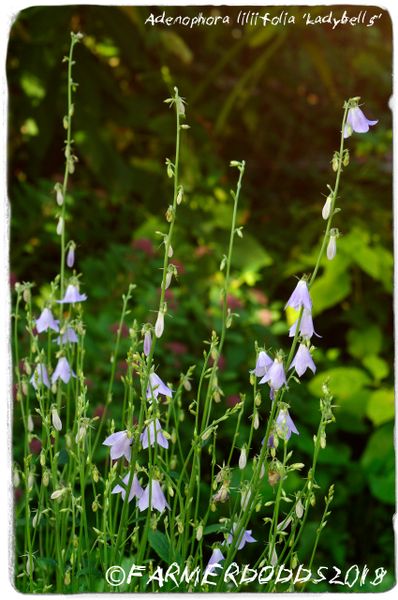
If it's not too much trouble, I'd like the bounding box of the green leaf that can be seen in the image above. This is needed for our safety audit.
[148,530,171,564]
[347,325,382,359]
[366,388,394,426]
[310,257,351,314]
[362,354,389,381]
[232,232,273,274]
[308,367,371,400]
[361,423,395,504]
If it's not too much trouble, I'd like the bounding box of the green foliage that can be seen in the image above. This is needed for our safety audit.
[8,4,393,592]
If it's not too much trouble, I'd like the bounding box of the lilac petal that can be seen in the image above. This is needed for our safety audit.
[57,284,87,304]
[51,357,76,384]
[112,473,143,502]
[251,351,273,377]
[138,486,150,511]
[289,309,320,340]
[289,344,316,377]
[285,280,312,312]
[35,308,59,333]
[260,359,286,391]
[206,549,225,573]
[56,326,78,345]
[151,480,170,512]
[146,372,173,400]
[30,364,50,390]
[144,331,152,356]
[349,107,377,133]
[103,431,127,446]
[276,409,299,440]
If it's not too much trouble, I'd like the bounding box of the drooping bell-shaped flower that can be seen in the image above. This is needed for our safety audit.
[205,548,225,574]
[35,308,59,334]
[112,473,143,503]
[251,350,273,378]
[289,309,319,339]
[146,372,173,401]
[57,284,87,304]
[138,479,170,513]
[140,419,169,450]
[103,430,133,461]
[143,330,152,357]
[56,326,79,345]
[344,105,378,138]
[259,357,286,391]
[275,408,299,441]
[226,523,256,551]
[51,356,76,384]
[289,343,316,377]
[30,363,50,390]
[285,279,312,312]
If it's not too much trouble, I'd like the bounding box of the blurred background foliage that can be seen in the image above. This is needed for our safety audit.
[8,4,393,591]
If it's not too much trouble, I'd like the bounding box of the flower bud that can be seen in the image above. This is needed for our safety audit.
[196,523,203,541]
[239,447,247,470]
[51,487,66,500]
[295,498,304,518]
[55,185,64,206]
[176,186,183,205]
[165,271,172,290]
[253,412,260,430]
[322,195,332,220]
[67,243,75,268]
[56,217,64,236]
[168,245,173,258]
[42,470,50,487]
[40,451,46,467]
[27,414,34,432]
[144,330,152,357]
[327,230,338,261]
[51,407,62,432]
[155,311,164,338]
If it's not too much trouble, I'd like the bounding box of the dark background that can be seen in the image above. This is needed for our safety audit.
[8,4,394,591]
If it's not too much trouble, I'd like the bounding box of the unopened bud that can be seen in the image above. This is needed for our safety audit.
[196,524,203,541]
[51,407,62,432]
[327,230,337,261]
[239,447,247,470]
[168,245,173,258]
[253,412,260,430]
[27,414,34,432]
[322,195,332,220]
[155,311,164,338]
[56,217,64,236]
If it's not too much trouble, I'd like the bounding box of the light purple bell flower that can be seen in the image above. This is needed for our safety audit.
[138,479,170,513]
[57,284,87,304]
[51,356,76,384]
[30,363,50,390]
[276,408,299,441]
[259,358,286,391]
[146,372,173,401]
[140,419,169,450]
[205,548,225,574]
[289,343,316,377]
[112,473,143,502]
[35,308,59,333]
[226,523,256,550]
[285,279,312,312]
[289,309,319,339]
[103,430,133,461]
[56,326,79,345]
[344,106,378,138]
[251,351,273,378]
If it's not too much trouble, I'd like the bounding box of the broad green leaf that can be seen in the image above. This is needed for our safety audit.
[310,258,351,315]
[232,232,273,273]
[361,423,395,504]
[362,354,389,381]
[366,388,394,425]
[148,530,171,564]
[308,367,371,400]
[347,325,382,359]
